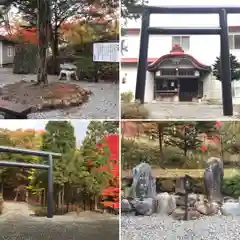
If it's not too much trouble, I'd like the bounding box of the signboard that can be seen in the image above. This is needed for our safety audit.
[93,42,119,62]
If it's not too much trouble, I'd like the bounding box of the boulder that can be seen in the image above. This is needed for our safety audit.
[221,202,240,216]
[174,193,198,207]
[171,207,201,220]
[135,198,154,216]
[195,201,219,215]
[155,192,176,215]
[121,199,131,213]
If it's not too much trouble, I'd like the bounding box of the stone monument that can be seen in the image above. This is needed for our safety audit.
[130,162,156,199]
[203,157,224,203]
[121,162,176,216]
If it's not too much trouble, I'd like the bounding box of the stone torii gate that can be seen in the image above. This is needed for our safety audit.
[134,5,240,116]
[0,146,61,218]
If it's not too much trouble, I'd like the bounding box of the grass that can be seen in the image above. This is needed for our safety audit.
[122,168,239,179]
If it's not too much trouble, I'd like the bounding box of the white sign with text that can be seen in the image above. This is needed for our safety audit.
[93,42,119,62]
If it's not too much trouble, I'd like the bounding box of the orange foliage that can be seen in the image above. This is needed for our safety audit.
[9,27,38,44]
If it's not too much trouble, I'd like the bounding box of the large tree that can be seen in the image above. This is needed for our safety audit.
[14,0,84,76]
[41,121,75,191]
[165,121,217,156]
[212,54,240,81]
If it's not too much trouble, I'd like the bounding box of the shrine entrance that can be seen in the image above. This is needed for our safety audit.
[134,5,240,115]
[149,45,210,102]
[0,146,61,218]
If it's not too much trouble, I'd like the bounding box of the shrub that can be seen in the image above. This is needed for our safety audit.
[121,91,134,103]
[222,174,240,197]
[121,101,149,119]
[121,139,162,169]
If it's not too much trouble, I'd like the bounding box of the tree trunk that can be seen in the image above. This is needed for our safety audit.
[0,177,4,195]
[94,196,98,211]
[37,0,50,84]
[51,28,59,74]
[61,186,64,207]
[184,127,188,156]
[157,124,163,155]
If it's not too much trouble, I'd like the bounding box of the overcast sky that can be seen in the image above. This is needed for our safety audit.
[0,120,89,146]
[125,0,240,27]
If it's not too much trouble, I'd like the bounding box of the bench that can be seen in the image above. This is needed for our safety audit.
[59,63,79,81]
[0,99,32,119]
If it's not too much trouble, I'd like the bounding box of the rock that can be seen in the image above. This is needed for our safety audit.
[195,201,219,215]
[42,99,52,108]
[171,207,201,220]
[135,198,154,216]
[121,199,131,213]
[62,99,70,107]
[52,99,62,107]
[221,202,240,216]
[174,193,198,207]
[223,196,238,203]
[155,192,176,215]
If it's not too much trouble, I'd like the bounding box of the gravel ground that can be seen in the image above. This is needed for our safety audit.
[0,217,118,240]
[121,215,240,240]
[0,68,119,119]
[0,202,119,240]
[145,103,240,120]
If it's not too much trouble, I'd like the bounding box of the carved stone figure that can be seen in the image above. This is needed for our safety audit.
[203,157,224,203]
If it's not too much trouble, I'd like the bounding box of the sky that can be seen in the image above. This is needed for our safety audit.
[125,0,240,28]
[0,120,89,146]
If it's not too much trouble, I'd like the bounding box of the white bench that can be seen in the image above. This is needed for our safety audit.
[59,63,79,81]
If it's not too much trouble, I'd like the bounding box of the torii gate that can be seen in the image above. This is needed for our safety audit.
[0,146,61,218]
[134,5,240,116]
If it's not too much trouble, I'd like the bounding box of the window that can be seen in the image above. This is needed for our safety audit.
[172,36,190,51]
[228,34,240,49]
[7,46,13,57]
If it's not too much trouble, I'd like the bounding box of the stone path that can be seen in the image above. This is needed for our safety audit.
[0,201,119,240]
[145,103,240,120]
[0,68,119,119]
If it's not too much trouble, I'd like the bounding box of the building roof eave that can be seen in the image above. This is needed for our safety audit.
[147,45,211,72]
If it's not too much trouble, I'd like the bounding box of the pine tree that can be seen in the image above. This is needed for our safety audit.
[212,54,240,81]
[165,121,217,156]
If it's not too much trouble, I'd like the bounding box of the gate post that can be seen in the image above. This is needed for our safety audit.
[47,154,53,218]
[219,8,233,116]
[135,9,150,103]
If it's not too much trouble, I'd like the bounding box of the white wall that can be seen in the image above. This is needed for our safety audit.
[121,64,154,102]
[121,35,240,65]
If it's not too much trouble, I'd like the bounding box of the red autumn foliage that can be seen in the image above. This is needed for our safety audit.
[215,121,222,128]
[9,27,38,44]
[201,121,222,151]
[96,134,119,209]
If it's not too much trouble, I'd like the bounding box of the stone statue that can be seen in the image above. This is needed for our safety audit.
[203,157,224,203]
[130,162,156,199]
